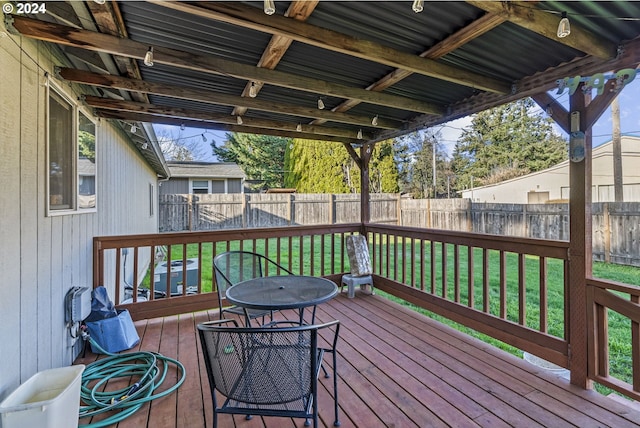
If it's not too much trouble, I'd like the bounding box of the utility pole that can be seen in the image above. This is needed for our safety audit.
[432,139,437,198]
[612,96,623,202]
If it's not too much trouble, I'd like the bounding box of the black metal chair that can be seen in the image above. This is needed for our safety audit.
[198,319,341,428]
[213,250,294,326]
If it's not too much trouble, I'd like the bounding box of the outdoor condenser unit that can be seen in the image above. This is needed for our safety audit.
[154,258,199,295]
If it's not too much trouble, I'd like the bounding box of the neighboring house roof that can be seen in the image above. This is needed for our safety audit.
[77,157,96,176]
[166,162,246,179]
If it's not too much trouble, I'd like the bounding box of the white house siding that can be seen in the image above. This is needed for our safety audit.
[461,136,640,203]
[0,32,158,399]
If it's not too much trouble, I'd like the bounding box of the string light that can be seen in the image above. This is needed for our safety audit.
[412,0,424,13]
[201,133,207,142]
[143,47,154,66]
[140,142,148,150]
[94,0,106,4]
[317,97,325,110]
[545,104,553,117]
[180,123,185,131]
[264,0,275,15]
[236,116,243,125]
[357,129,363,139]
[557,12,571,38]
[249,82,258,98]
[372,115,379,126]
[296,123,302,132]
[130,124,137,133]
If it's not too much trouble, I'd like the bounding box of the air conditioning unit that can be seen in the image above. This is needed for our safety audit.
[154,258,199,295]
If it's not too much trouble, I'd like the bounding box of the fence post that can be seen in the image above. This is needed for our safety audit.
[397,193,401,225]
[426,198,431,228]
[603,202,611,263]
[328,194,335,224]
[187,194,193,231]
[242,194,248,228]
[522,204,528,237]
[466,199,472,232]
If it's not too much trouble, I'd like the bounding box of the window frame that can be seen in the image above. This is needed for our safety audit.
[46,83,98,216]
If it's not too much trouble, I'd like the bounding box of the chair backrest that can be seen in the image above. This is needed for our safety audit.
[198,321,325,405]
[345,235,372,276]
[213,251,293,303]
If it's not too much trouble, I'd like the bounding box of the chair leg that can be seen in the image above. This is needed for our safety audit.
[333,350,340,426]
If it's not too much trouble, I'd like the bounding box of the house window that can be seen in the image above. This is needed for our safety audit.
[48,87,97,214]
[191,180,209,194]
[227,178,242,193]
[48,90,74,210]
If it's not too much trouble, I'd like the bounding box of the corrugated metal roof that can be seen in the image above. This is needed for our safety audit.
[21,1,640,151]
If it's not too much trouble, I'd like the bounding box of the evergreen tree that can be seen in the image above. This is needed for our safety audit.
[284,139,399,193]
[451,98,567,190]
[212,133,291,189]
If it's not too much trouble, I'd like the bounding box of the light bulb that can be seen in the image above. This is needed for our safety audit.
[141,142,148,150]
[249,82,257,98]
[143,47,154,67]
[545,105,553,117]
[264,0,275,15]
[180,123,185,131]
[412,0,424,13]
[130,124,137,133]
[236,116,243,125]
[557,12,570,38]
[296,123,302,132]
[372,115,379,126]
[202,134,207,142]
[317,97,325,110]
[357,129,363,139]
[94,0,106,4]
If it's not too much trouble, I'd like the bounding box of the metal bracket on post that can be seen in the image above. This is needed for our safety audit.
[569,112,585,163]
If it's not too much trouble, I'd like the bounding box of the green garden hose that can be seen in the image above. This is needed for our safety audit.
[78,336,186,428]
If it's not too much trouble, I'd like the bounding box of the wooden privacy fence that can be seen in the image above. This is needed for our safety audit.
[159,195,640,267]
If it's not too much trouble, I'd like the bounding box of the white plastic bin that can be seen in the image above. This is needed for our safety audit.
[0,365,85,428]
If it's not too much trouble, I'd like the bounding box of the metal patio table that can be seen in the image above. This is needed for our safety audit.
[226,275,338,325]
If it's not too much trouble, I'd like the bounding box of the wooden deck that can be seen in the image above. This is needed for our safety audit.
[75,292,640,427]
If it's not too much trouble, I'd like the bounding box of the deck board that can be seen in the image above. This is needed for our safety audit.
[75,293,640,428]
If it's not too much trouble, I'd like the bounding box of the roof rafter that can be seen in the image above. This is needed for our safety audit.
[95,110,357,144]
[7,15,444,115]
[312,11,507,125]
[151,1,511,94]
[466,1,617,59]
[82,95,372,140]
[56,67,402,130]
[234,1,319,117]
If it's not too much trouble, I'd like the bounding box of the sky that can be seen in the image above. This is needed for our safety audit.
[153,74,640,162]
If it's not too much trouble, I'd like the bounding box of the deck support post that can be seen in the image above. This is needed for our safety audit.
[360,143,372,228]
[568,86,592,389]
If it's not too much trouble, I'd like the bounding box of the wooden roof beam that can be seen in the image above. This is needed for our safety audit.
[466,1,617,59]
[312,12,507,125]
[234,1,319,117]
[82,95,372,140]
[95,110,357,144]
[151,1,511,94]
[56,68,402,130]
[7,15,443,115]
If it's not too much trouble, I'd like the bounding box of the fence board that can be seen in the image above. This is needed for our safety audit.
[159,195,640,267]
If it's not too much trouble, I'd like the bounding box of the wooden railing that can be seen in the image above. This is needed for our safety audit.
[587,277,640,400]
[363,224,570,368]
[94,222,640,400]
[93,224,361,320]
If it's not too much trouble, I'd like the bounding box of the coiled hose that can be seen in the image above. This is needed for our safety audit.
[78,336,186,428]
